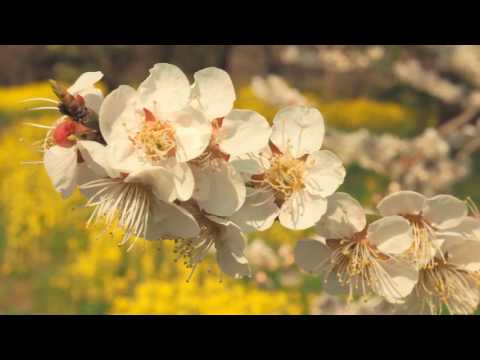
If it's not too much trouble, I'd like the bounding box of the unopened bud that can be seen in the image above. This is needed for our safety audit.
[52,118,95,148]
[49,79,70,102]
[53,119,77,148]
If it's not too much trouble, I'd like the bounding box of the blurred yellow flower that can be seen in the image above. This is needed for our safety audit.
[235,86,279,123]
[112,262,302,315]
[235,85,417,135]
[0,116,88,274]
[0,80,107,120]
[312,97,417,135]
[254,222,312,247]
[0,82,54,115]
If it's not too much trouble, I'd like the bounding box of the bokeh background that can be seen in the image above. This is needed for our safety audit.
[0,45,479,314]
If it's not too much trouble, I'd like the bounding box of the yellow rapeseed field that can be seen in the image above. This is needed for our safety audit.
[235,85,419,135]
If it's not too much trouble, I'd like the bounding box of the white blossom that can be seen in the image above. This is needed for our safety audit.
[233,106,345,230]
[39,72,106,198]
[295,193,418,303]
[99,64,212,203]
[172,201,251,280]
[66,71,104,113]
[43,119,109,198]
[377,191,468,267]
[189,68,272,217]
[402,217,480,314]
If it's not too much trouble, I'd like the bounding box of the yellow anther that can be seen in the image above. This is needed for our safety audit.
[264,152,306,202]
[132,119,176,164]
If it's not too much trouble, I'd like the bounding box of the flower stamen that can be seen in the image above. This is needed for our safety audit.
[171,202,223,281]
[262,151,306,204]
[415,258,479,314]
[80,178,152,251]
[130,109,177,164]
[190,118,229,170]
[401,213,441,268]
[321,232,400,303]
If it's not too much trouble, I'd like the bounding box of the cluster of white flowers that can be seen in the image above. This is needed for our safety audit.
[309,294,389,315]
[251,75,310,107]
[26,63,346,281]
[393,59,465,105]
[25,64,480,314]
[295,191,480,314]
[325,127,472,196]
[446,46,480,88]
[279,45,385,73]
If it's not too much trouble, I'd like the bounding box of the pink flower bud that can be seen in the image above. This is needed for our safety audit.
[53,118,92,147]
[53,119,77,147]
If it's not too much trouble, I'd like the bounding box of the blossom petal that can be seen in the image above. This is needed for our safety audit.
[68,71,103,95]
[229,187,280,232]
[193,67,236,120]
[205,214,233,227]
[440,218,480,272]
[43,145,78,198]
[294,238,331,275]
[99,85,137,144]
[125,166,176,203]
[146,199,200,240]
[230,152,269,175]
[368,216,413,255]
[216,222,251,279]
[138,63,190,116]
[270,106,325,158]
[76,163,102,199]
[445,239,480,272]
[446,217,480,241]
[170,106,211,162]
[315,192,366,239]
[221,222,248,258]
[216,249,251,279]
[172,162,194,202]
[375,260,418,303]
[77,140,110,178]
[79,88,103,114]
[69,70,104,112]
[279,190,327,230]
[193,163,246,217]
[305,150,346,197]
[218,110,271,157]
[377,191,426,216]
[401,290,429,315]
[423,195,468,229]
[106,139,144,176]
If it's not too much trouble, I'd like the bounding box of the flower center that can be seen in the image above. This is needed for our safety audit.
[131,109,176,164]
[325,235,393,302]
[80,177,152,251]
[401,213,438,268]
[191,118,229,169]
[173,222,218,266]
[416,263,479,314]
[263,152,306,201]
[172,201,223,282]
